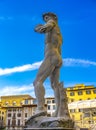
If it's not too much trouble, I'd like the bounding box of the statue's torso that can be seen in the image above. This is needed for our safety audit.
[45,25,62,58]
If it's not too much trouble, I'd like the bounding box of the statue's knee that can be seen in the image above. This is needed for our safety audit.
[51,82,59,90]
[33,80,42,88]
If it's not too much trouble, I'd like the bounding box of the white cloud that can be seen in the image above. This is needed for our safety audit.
[0,84,35,97]
[0,61,42,76]
[63,58,96,67]
[0,58,96,76]
[0,83,54,98]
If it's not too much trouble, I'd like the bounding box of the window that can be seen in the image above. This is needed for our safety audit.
[13,113,16,118]
[86,90,91,94]
[18,108,22,112]
[78,91,83,95]
[53,105,56,110]
[8,119,10,126]
[93,90,96,94]
[70,92,74,96]
[2,116,3,120]
[80,115,82,120]
[70,109,75,113]
[25,113,27,118]
[17,113,21,117]
[2,112,4,114]
[25,100,28,105]
[84,113,90,117]
[13,101,16,106]
[12,119,16,126]
[78,109,83,112]
[8,109,11,112]
[69,87,73,90]
[47,100,51,104]
[5,102,9,105]
[48,105,50,110]
[8,113,11,117]
[13,109,16,112]
[52,99,55,103]
[92,112,96,116]
[71,99,74,102]
[18,119,20,126]
[88,120,94,124]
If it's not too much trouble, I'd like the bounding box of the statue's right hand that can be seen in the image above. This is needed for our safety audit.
[34,24,43,32]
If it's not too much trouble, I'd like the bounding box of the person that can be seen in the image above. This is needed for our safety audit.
[33,12,63,117]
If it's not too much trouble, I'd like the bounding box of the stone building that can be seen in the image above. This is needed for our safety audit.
[68,99,96,128]
[67,84,96,103]
[1,95,34,130]
[0,95,47,130]
[67,84,96,128]
[45,97,56,116]
[0,84,96,129]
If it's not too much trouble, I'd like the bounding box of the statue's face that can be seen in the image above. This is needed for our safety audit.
[43,15,53,22]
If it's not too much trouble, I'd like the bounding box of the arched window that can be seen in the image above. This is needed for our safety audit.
[13,101,16,105]
[5,102,9,105]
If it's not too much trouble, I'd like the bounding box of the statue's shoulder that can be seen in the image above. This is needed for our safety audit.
[47,19,57,26]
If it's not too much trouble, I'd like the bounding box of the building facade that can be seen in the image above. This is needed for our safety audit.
[68,99,96,128]
[0,95,47,130]
[45,97,56,116]
[1,95,35,130]
[5,106,23,130]
[67,84,96,128]
[67,84,96,103]
[0,84,96,129]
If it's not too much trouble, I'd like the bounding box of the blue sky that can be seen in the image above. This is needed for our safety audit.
[0,0,96,97]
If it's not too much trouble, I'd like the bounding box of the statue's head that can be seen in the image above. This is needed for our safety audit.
[42,12,58,22]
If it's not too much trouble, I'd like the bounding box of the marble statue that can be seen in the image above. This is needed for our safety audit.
[33,12,70,118]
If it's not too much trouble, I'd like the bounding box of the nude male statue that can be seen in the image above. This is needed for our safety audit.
[33,12,63,117]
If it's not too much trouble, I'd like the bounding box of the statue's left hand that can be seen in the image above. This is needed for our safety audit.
[34,24,46,33]
[34,24,43,32]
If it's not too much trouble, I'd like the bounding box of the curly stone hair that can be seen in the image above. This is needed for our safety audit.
[42,12,58,21]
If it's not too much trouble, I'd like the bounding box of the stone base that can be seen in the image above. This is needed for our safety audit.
[24,111,75,130]
[24,127,75,130]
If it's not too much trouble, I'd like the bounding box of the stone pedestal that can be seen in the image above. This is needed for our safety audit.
[24,111,75,130]
[24,128,75,130]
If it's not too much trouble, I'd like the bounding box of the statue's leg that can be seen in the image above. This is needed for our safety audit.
[33,57,55,113]
[50,67,60,117]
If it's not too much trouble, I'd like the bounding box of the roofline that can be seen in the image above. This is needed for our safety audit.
[1,94,33,98]
[45,97,54,99]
